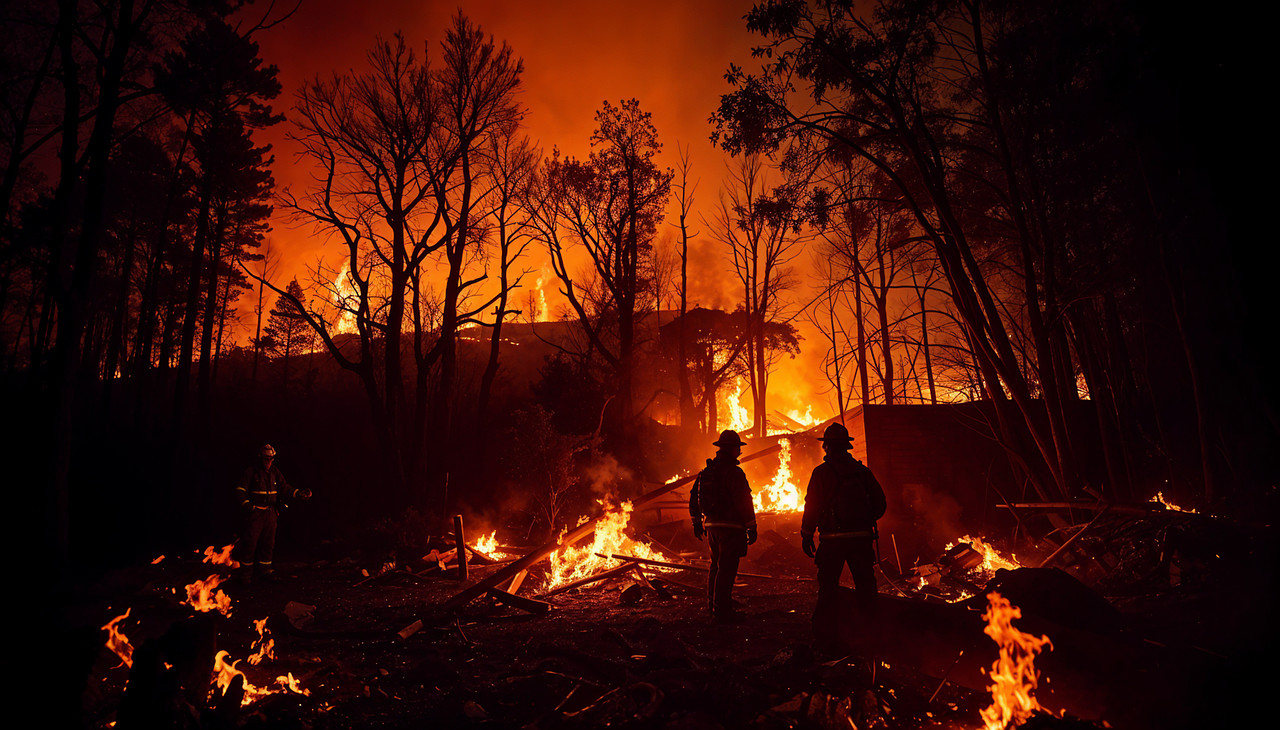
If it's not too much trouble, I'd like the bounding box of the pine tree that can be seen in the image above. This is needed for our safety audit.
[262,278,314,387]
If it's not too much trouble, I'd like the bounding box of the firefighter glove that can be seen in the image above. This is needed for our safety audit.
[802,534,816,559]
[693,519,705,541]
[746,525,757,546]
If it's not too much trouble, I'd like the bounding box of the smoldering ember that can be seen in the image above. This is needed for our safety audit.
[9,0,1273,728]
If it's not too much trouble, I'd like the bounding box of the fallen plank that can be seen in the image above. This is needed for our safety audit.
[604,553,809,581]
[999,502,1154,516]
[486,587,552,614]
[455,515,468,581]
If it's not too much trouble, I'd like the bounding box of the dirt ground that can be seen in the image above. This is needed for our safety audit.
[73,546,1009,730]
[67,508,1275,730]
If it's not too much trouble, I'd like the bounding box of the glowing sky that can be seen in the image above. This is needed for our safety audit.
[253,0,759,311]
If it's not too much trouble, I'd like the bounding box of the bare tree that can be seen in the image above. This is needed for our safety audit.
[707,155,802,436]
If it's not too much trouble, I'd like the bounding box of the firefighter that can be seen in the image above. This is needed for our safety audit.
[234,444,311,582]
[689,429,757,623]
[800,422,887,644]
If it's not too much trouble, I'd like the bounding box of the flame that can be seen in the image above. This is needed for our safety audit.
[332,263,358,334]
[1150,491,1198,514]
[753,439,803,513]
[945,535,1022,573]
[102,609,135,668]
[248,617,275,665]
[471,530,510,560]
[545,501,670,590]
[151,555,165,564]
[184,574,233,616]
[213,651,310,707]
[785,405,818,428]
[980,592,1055,729]
[202,543,239,569]
[720,379,753,432]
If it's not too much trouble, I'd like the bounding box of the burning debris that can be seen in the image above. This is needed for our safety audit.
[101,609,135,668]
[201,543,239,568]
[546,501,672,591]
[753,438,803,514]
[184,574,233,615]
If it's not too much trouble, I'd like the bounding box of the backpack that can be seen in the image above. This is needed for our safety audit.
[694,460,723,518]
[829,459,876,529]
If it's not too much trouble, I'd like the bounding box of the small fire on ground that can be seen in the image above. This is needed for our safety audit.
[545,501,670,591]
[203,543,240,568]
[1150,491,1198,514]
[980,591,1056,729]
[184,574,233,616]
[214,651,311,707]
[471,531,511,560]
[946,535,1022,573]
[102,609,135,668]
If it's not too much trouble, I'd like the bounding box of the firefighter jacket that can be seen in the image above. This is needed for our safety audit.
[801,452,886,539]
[235,464,298,511]
[689,454,757,531]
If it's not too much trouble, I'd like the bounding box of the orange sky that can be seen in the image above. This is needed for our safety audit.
[246,0,835,417]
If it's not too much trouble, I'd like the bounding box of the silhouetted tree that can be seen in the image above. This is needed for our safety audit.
[262,278,315,388]
[533,99,673,447]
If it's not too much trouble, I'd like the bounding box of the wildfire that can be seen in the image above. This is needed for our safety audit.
[785,405,818,427]
[980,592,1055,730]
[1151,491,1198,514]
[545,501,669,590]
[102,609,135,668]
[248,617,275,665]
[202,543,239,568]
[213,651,311,707]
[471,530,510,560]
[720,380,753,433]
[753,438,803,513]
[946,535,1022,573]
[184,574,233,616]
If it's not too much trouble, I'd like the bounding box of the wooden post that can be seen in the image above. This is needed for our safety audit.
[454,515,467,581]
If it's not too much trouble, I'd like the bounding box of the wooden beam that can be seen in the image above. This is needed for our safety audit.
[602,553,808,581]
[454,515,468,581]
[486,587,551,614]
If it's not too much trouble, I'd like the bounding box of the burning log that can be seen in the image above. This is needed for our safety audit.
[539,562,641,598]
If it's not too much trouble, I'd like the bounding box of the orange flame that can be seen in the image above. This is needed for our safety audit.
[980,592,1055,729]
[753,439,803,513]
[332,263,358,334]
[202,543,239,569]
[1150,491,1198,514]
[248,617,275,665]
[213,651,310,706]
[545,501,670,590]
[945,535,1022,573]
[471,531,510,560]
[184,574,233,616]
[151,555,165,564]
[720,379,753,433]
[101,609,135,668]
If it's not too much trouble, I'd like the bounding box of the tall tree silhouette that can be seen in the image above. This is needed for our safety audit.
[262,278,315,388]
[533,99,673,448]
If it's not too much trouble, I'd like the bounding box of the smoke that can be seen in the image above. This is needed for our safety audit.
[900,482,964,553]
[581,451,636,500]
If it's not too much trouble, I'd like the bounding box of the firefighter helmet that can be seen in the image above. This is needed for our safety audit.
[713,429,747,448]
[260,444,277,458]
[819,423,853,448]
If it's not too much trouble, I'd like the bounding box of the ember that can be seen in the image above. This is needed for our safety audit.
[248,617,275,665]
[1150,491,1198,514]
[101,609,134,668]
[202,543,239,568]
[184,574,233,615]
[980,592,1055,730]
